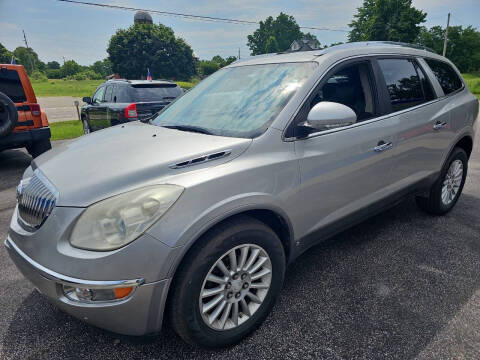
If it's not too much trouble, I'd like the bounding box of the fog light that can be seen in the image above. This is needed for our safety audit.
[63,285,134,303]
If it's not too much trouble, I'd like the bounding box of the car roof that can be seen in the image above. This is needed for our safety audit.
[106,79,177,86]
[227,41,445,67]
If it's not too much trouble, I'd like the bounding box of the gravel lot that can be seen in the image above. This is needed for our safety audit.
[0,132,479,360]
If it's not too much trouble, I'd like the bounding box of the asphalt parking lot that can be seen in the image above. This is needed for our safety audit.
[0,133,479,360]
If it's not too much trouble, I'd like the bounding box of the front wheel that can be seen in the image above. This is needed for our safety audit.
[82,117,91,134]
[169,216,286,347]
[416,147,468,215]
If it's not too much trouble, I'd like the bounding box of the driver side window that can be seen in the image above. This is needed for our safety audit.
[92,87,105,104]
[311,62,376,122]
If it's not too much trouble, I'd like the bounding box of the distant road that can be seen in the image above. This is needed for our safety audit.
[37,97,84,123]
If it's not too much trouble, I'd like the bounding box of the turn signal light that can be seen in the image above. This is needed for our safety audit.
[63,285,134,302]
[114,287,133,299]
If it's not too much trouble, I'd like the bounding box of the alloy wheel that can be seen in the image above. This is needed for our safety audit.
[441,159,463,205]
[199,244,272,331]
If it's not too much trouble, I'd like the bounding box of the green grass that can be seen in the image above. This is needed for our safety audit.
[31,79,103,97]
[32,79,199,97]
[50,120,84,140]
[462,72,480,100]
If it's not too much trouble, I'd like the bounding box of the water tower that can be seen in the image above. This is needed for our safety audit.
[134,11,153,24]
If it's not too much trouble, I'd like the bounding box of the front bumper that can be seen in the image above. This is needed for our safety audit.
[5,237,170,336]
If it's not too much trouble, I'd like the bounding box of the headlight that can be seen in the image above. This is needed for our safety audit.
[70,185,184,251]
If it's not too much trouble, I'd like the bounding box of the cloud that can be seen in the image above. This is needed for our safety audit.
[0,22,20,31]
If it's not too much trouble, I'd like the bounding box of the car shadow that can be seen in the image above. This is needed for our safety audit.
[0,149,31,192]
[3,194,480,359]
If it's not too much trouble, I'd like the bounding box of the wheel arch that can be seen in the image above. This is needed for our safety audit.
[455,135,473,159]
[171,207,294,276]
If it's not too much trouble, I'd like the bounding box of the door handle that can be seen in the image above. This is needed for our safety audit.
[374,141,393,152]
[433,121,447,130]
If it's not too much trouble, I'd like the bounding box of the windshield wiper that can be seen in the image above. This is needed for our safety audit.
[162,124,213,135]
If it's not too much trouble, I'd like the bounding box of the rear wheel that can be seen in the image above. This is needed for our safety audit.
[416,147,468,215]
[27,138,52,158]
[0,91,18,138]
[169,216,286,347]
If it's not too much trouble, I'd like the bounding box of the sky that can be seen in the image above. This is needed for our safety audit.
[1,0,479,66]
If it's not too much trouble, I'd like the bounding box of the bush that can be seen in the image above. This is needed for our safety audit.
[30,70,48,82]
[71,70,103,81]
[198,60,220,77]
[46,68,63,79]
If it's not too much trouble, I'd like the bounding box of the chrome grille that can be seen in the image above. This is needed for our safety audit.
[17,170,58,229]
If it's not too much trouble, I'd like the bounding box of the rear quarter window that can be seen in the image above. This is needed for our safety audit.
[0,69,27,103]
[424,58,463,95]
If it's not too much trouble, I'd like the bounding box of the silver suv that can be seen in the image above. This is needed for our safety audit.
[6,42,478,347]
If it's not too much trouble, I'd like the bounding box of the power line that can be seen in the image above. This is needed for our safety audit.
[57,0,349,32]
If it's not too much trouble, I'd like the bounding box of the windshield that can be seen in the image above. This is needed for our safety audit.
[132,84,183,102]
[152,62,317,138]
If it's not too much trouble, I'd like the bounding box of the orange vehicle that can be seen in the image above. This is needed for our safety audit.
[0,64,51,157]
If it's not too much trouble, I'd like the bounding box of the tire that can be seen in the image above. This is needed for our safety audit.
[416,147,468,215]
[169,216,286,348]
[82,117,91,135]
[27,138,52,158]
[0,91,18,138]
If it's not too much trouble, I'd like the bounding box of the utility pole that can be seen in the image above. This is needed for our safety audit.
[63,56,66,65]
[22,30,34,73]
[442,12,450,57]
[238,47,240,60]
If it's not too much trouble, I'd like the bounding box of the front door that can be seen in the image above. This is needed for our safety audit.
[88,86,107,131]
[292,59,398,247]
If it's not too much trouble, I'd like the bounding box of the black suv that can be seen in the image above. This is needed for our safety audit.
[81,79,183,133]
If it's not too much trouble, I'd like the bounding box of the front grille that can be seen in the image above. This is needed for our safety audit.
[17,170,58,229]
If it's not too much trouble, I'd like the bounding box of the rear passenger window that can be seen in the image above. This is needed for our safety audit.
[0,69,27,103]
[424,58,463,95]
[378,58,426,112]
[104,85,113,103]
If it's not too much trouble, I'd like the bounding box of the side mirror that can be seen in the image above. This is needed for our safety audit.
[82,96,91,104]
[301,101,357,132]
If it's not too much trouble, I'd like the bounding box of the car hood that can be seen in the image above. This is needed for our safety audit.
[34,122,252,207]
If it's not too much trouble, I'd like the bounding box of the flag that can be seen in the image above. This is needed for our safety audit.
[10,56,16,64]
[147,68,152,81]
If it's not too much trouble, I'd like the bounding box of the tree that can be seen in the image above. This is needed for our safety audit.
[13,46,46,74]
[47,61,60,69]
[0,43,13,64]
[198,60,220,76]
[247,13,319,55]
[211,55,237,68]
[348,0,426,43]
[107,22,196,80]
[90,58,112,78]
[61,60,81,77]
[417,25,480,72]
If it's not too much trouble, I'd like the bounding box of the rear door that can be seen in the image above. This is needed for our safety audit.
[292,58,398,247]
[376,57,451,190]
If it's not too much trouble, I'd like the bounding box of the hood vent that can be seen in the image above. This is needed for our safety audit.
[170,150,232,169]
